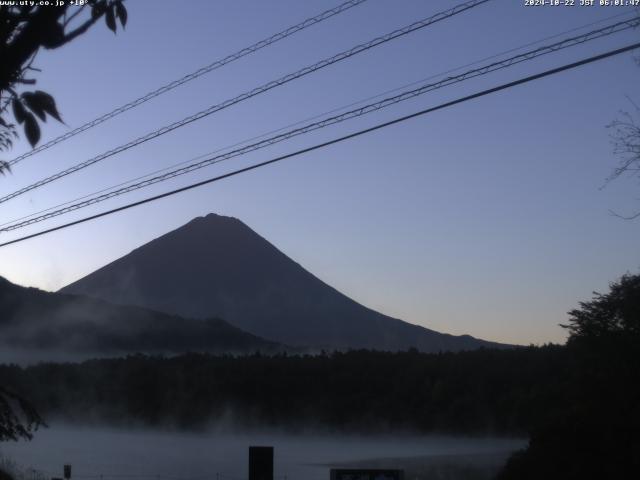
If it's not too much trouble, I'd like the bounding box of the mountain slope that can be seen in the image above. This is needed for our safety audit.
[61,213,507,352]
[0,276,277,356]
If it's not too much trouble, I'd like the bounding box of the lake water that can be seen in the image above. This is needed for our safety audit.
[0,425,525,480]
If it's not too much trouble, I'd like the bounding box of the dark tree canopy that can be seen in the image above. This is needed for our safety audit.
[498,272,640,480]
[0,0,127,173]
[0,346,571,435]
[0,386,44,442]
[563,273,640,340]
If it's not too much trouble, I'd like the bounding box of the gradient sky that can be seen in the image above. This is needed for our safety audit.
[1,0,639,345]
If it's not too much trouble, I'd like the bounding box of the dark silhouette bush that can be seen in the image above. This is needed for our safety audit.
[497,273,640,479]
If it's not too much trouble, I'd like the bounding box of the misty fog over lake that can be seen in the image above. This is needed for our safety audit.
[0,426,525,480]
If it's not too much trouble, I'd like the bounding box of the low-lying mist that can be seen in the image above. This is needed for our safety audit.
[0,424,526,480]
[0,277,279,359]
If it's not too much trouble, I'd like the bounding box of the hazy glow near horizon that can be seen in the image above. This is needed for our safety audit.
[1,0,639,345]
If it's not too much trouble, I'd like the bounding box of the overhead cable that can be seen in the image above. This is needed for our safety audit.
[2,40,638,248]
[7,0,370,166]
[2,16,637,233]
[0,0,492,205]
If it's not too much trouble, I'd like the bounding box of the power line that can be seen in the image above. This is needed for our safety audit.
[3,9,634,230]
[6,0,370,167]
[2,16,637,233]
[1,40,638,249]
[0,0,492,205]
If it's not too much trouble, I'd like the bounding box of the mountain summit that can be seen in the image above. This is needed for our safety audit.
[61,213,505,352]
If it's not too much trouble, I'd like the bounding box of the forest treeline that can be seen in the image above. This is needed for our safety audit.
[0,346,567,434]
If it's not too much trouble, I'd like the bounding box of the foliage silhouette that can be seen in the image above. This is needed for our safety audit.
[0,386,43,442]
[497,273,640,479]
[0,0,127,173]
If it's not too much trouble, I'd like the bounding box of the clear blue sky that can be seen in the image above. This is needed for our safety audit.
[1,0,639,345]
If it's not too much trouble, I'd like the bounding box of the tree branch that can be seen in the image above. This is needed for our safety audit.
[608,208,640,220]
[63,5,86,28]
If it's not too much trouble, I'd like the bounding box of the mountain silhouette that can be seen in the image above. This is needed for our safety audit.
[0,275,277,356]
[61,213,507,352]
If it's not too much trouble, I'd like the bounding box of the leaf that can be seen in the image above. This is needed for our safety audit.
[105,6,117,33]
[0,135,13,149]
[91,2,105,20]
[21,92,47,122]
[41,21,65,48]
[0,160,12,176]
[115,1,127,28]
[23,113,41,147]
[32,90,62,123]
[12,99,27,124]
